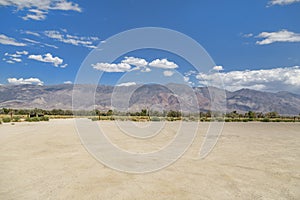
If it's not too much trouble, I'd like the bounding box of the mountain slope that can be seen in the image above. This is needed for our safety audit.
[0,84,299,115]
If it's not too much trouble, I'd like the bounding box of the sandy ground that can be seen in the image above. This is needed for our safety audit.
[0,119,299,200]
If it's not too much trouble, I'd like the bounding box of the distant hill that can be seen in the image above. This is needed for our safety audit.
[0,84,300,115]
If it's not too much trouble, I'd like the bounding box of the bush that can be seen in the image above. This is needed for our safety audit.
[12,116,21,122]
[25,117,40,122]
[40,116,49,121]
[150,116,160,121]
[261,118,270,122]
[91,117,99,121]
[2,117,11,123]
[188,116,197,121]
[25,116,49,122]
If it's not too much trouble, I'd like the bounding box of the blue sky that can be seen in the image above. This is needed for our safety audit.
[0,0,300,93]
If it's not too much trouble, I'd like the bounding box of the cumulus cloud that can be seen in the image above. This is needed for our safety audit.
[92,63,131,72]
[92,57,179,75]
[7,77,44,85]
[116,82,137,87]
[256,30,300,45]
[121,56,148,67]
[28,53,65,67]
[212,65,224,71]
[196,66,300,93]
[149,58,178,69]
[268,0,300,5]
[0,0,81,20]
[44,30,99,48]
[121,56,151,72]
[64,81,72,84]
[163,70,174,77]
[0,34,26,46]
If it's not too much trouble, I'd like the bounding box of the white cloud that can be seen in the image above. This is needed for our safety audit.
[60,63,68,68]
[22,9,47,20]
[92,57,180,73]
[184,70,197,76]
[44,30,99,48]
[22,38,40,44]
[268,0,300,5]
[24,31,40,37]
[4,51,29,63]
[11,57,22,62]
[163,70,174,77]
[6,60,14,64]
[183,76,190,82]
[23,38,58,49]
[212,65,224,71]
[92,63,131,72]
[121,56,148,67]
[116,82,137,87]
[196,66,300,93]
[0,34,26,46]
[256,30,300,45]
[28,53,65,67]
[5,53,21,57]
[0,0,81,20]
[7,77,44,86]
[149,58,178,69]
[141,67,151,72]
[49,0,81,12]
[16,50,28,55]
[44,43,58,49]
[242,33,253,38]
[64,81,72,84]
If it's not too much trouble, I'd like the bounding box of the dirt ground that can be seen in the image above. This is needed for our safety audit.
[0,119,299,200]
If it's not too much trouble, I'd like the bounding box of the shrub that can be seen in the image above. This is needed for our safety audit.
[12,116,21,122]
[40,116,49,121]
[91,117,99,121]
[25,117,40,122]
[2,117,11,123]
[188,116,197,121]
[131,117,138,121]
[261,118,270,122]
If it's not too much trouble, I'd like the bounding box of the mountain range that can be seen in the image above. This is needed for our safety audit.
[0,84,299,115]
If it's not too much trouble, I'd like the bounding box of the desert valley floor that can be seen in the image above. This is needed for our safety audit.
[0,119,299,199]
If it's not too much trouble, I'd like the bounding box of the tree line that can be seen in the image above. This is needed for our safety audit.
[1,107,299,119]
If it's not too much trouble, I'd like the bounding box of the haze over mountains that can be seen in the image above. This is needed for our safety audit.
[0,84,299,115]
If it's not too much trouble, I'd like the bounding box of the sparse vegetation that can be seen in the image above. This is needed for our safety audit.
[25,116,49,122]
[2,117,11,123]
[0,107,299,123]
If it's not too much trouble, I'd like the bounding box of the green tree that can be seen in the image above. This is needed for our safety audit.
[107,110,113,116]
[140,109,148,116]
[3,108,10,114]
